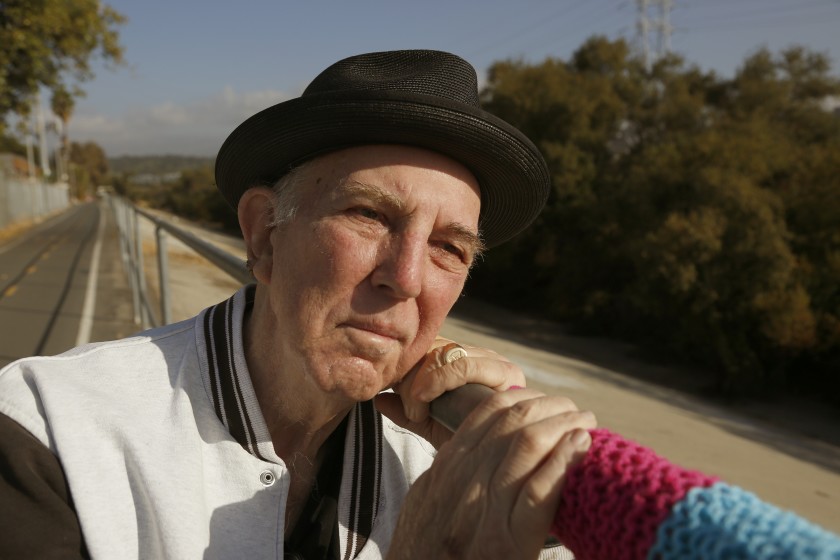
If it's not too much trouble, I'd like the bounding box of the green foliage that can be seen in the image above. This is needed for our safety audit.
[474,38,840,397]
[109,155,214,175]
[0,0,125,126]
[50,88,74,125]
[126,164,239,234]
[69,141,109,198]
[0,132,26,156]
[168,167,239,232]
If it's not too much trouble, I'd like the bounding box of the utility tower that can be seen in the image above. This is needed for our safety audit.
[637,0,673,71]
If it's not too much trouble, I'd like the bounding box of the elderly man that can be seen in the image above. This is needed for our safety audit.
[0,50,595,559]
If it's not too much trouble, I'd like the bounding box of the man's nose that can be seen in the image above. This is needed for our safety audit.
[371,233,424,299]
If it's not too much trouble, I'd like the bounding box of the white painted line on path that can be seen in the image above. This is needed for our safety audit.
[75,208,105,346]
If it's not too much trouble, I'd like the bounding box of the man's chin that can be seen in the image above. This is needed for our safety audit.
[333,380,389,404]
[323,355,397,402]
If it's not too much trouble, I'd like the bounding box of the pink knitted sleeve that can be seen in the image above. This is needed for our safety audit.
[550,428,718,560]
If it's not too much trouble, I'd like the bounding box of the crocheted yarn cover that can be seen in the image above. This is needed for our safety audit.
[650,482,840,560]
[551,429,840,560]
[550,429,717,560]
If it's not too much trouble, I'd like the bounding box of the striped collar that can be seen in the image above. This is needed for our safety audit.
[197,285,383,558]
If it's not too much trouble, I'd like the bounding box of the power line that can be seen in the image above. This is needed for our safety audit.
[681,0,832,7]
[679,12,840,32]
[461,0,590,59]
[677,0,840,27]
[679,6,840,31]
[533,1,633,58]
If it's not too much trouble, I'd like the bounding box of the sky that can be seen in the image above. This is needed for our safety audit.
[51,0,840,157]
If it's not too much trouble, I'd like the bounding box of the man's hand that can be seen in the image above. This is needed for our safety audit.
[386,387,596,559]
[375,338,526,448]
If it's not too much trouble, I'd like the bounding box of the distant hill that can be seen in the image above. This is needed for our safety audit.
[109,155,214,175]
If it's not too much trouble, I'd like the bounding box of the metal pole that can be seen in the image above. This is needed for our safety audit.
[134,207,251,285]
[430,384,495,432]
[155,226,172,325]
[637,0,651,72]
[132,207,148,328]
[660,0,673,56]
[35,91,51,179]
[113,198,129,276]
[53,119,65,183]
[125,202,140,325]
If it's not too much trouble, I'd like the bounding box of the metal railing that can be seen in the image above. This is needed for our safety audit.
[0,174,70,229]
[110,196,249,329]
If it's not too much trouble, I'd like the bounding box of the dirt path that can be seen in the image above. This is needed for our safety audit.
[137,210,840,533]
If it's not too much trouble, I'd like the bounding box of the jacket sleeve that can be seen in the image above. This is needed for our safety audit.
[0,412,89,559]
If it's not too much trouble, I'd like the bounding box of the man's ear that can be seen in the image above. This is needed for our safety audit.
[238,187,275,284]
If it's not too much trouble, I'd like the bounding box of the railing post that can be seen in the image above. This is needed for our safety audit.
[132,207,149,328]
[155,225,172,325]
[114,197,130,279]
[106,202,249,330]
[125,201,141,325]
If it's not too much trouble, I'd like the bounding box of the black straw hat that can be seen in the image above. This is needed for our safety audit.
[215,50,549,247]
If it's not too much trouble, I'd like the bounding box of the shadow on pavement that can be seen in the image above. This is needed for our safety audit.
[450,296,840,475]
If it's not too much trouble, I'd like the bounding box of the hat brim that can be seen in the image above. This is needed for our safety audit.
[215,90,549,247]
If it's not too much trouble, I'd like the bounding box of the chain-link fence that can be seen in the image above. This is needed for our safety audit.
[0,173,70,230]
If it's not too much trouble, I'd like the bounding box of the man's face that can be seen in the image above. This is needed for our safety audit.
[264,145,482,403]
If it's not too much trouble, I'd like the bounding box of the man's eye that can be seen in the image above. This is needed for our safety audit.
[441,242,466,261]
[353,207,381,221]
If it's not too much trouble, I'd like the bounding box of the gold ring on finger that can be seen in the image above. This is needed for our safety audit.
[444,345,468,363]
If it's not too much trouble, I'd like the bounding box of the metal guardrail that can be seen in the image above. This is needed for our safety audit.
[110,196,248,329]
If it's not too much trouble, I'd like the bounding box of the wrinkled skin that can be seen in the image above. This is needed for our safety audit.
[383,349,596,560]
[242,146,487,427]
[239,145,596,557]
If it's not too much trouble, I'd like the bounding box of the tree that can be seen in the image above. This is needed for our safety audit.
[475,38,648,316]
[474,38,840,397]
[0,0,125,131]
[0,132,26,156]
[69,141,109,198]
[159,167,241,233]
[50,87,74,180]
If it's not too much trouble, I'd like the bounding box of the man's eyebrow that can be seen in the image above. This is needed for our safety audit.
[339,179,405,211]
[447,223,486,259]
[340,178,485,256]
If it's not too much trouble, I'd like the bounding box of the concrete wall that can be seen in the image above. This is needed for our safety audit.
[0,173,70,230]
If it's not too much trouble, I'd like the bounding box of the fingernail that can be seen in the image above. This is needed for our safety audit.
[571,429,591,449]
[507,385,524,391]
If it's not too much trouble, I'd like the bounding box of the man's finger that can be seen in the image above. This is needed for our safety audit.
[411,355,525,403]
[511,428,592,552]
